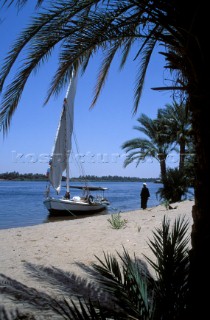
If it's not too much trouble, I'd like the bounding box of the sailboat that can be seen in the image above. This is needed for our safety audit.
[43,68,110,215]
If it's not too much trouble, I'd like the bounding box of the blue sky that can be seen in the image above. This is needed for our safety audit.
[0,3,176,178]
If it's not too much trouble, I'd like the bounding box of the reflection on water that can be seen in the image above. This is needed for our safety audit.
[44,209,109,224]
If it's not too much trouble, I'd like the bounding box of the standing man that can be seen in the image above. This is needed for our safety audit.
[140,183,150,209]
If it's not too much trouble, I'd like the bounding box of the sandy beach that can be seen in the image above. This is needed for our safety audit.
[0,200,194,318]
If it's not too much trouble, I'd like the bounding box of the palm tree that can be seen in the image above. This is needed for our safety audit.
[121,113,175,181]
[156,167,189,203]
[122,108,193,203]
[157,101,192,172]
[0,1,209,317]
[155,101,194,203]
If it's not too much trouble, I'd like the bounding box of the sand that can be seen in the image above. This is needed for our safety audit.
[0,200,194,318]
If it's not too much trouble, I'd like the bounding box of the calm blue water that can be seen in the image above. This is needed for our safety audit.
[0,181,193,230]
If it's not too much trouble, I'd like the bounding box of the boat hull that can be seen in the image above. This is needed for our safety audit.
[43,197,108,215]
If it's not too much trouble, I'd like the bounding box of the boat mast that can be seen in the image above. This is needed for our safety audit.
[66,164,70,197]
[48,67,78,197]
[64,68,78,199]
[65,104,70,197]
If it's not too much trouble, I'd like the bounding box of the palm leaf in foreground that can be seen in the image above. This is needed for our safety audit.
[144,215,190,319]
[91,249,155,319]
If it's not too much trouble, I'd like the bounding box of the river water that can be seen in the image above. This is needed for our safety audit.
[0,180,193,230]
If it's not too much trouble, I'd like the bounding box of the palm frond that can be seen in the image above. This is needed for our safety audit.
[91,249,155,319]
[133,37,157,113]
[0,305,36,320]
[143,214,190,319]
[91,44,119,108]
[0,0,176,134]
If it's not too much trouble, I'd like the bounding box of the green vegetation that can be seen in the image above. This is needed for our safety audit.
[76,175,158,182]
[122,111,175,180]
[107,213,127,229]
[0,171,48,181]
[122,101,194,204]
[156,168,190,204]
[0,171,159,182]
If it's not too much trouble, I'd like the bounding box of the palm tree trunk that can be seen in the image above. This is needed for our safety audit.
[177,4,210,316]
[189,99,210,319]
[179,140,186,171]
[158,154,167,181]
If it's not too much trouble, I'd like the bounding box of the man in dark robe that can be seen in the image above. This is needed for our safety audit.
[140,183,150,209]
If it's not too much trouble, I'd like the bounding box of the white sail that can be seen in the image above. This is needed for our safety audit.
[48,69,78,193]
[43,67,110,215]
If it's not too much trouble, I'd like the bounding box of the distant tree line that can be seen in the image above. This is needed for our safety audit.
[0,171,158,182]
[0,171,48,181]
[73,175,158,182]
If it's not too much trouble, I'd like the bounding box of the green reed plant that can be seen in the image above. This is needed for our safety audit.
[107,213,127,229]
[162,199,171,210]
